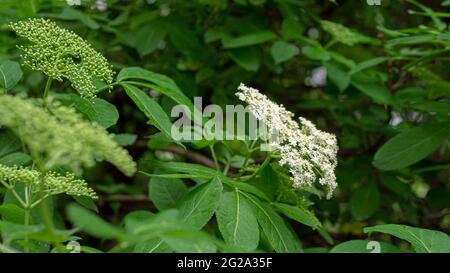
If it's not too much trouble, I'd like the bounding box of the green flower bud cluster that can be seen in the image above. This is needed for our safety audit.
[321,20,359,46]
[0,164,97,199]
[0,95,136,176]
[9,18,114,99]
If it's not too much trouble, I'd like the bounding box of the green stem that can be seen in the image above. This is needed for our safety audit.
[223,160,231,176]
[43,77,53,107]
[37,171,62,252]
[23,208,30,252]
[209,144,219,171]
[95,81,119,93]
[10,188,27,208]
[241,154,272,182]
[23,186,30,252]
[236,139,258,179]
[0,179,11,190]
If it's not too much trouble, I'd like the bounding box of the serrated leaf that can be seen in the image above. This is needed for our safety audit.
[373,123,450,170]
[242,193,302,253]
[117,67,193,108]
[273,203,321,230]
[216,191,259,251]
[53,93,118,128]
[149,176,188,211]
[364,224,450,253]
[122,83,175,142]
[0,59,23,90]
[178,176,223,230]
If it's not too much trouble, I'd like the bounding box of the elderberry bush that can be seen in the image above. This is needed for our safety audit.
[0,0,449,253]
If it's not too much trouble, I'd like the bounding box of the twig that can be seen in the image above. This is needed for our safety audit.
[102,195,150,203]
[162,146,219,169]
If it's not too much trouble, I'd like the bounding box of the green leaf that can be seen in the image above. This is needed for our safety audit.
[228,47,260,71]
[117,67,193,108]
[364,224,450,253]
[222,30,277,49]
[57,7,99,29]
[149,176,188,211]
[350,180,380,220]
[0,131,21,158]
[134,20,167,56]
[386,35,435,46]
[162,230,217,253]
[0,59,23,90]
[330,240,402,253]
[216,191,259,251]
[351,73,393,104]
[66,204,125,240]
[72,196,98,213]
[349,57,389,75]
[409,101,450,114]
[113,133,137,147]
[90,98,119,128]
[258,164,279,201]
[178,176,223,229]
[0,204,26,224]
[373,122,450,170]
[273,203,321,230]
[0,152,31,166]
[122,83,175,142]
[53,94,119,128]
[242,193,302,253]
[144,160,271,201]
[134,239,172,253]
[301,46,330,61]
[270,41,298,64]
[379,174,414,199]
[324,62,350,92]
[145,160,217,178]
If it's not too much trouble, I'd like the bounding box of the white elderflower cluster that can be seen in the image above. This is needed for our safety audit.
[10,18,114,99]
[236,84,338,198]
[0,165,97,199]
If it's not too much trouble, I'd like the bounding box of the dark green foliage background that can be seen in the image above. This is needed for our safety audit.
[0,0,449,252]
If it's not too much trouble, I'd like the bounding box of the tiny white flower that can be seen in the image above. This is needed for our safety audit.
[236,84,338,198]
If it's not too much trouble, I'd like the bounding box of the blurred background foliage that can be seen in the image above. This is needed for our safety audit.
[0,0,449,251]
